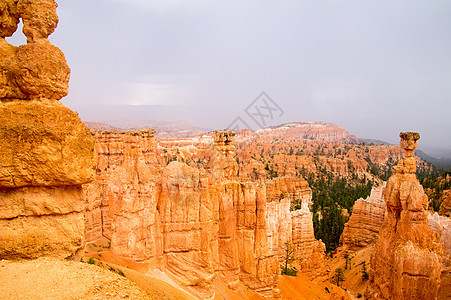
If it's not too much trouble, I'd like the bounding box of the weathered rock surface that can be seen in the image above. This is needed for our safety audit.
[14,39,71,100]
[341,184,387,251]
[0,0,19,38]
[0,100,96,188]
[439,191,451,217]
[17,0,59,42]
[0,0,95,259]
[85,130,325,299]
[1,0,70,101]
[0,212,85,259]
[367,132,443,300]
[86,129,159,263]
[0,186,85,219]
[213,129,236,156]
[429,212,451,300]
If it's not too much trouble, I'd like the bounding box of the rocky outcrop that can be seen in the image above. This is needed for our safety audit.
[84,129,159,261]
[0,0,70,100]
[291,209,328,278]
[439,192,451,217]
[341,184,387,251]
[0,101,96,187]
[265,177,312,210]
[0,0,96,259]
[367,132,443,300]
[213,129,236,156]
[265,177,327,278]
[429,213,451,299]
[85,130,325,299]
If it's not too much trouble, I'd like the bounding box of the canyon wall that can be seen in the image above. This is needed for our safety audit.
[0,0,96,259]
[340,183,387,251]
[367,132,443,300]
[84,129,324,298]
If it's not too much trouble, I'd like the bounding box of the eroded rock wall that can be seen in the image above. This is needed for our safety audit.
[340,184,387,251]
[85,130,324,299]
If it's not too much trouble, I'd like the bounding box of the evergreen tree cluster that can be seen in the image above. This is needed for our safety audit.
[306,171,372,253]
[365,157,396,181]
[333,268,345,287]
[419,171,451,212]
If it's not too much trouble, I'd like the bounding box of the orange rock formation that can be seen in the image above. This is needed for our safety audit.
[265,177,328,279]
[439,192,451,217]
[84,129,327,298]
[340,183,387,251]
[429,212,451,299]
[0,0,96,259]
[367,132,443,300]
[252,122,358,143]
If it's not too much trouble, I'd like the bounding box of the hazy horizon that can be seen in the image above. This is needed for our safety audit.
[7,0,451,151]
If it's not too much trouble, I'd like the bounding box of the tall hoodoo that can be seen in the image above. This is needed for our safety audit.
[366,132,443,299]
[214,129,236,156]
[0,0,96,259]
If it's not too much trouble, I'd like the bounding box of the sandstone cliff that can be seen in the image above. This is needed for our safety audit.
[0,0,96,259]
[84,130,325,299]
[253,122,358,143]
[340,183,387,251]
[367,132,443,300]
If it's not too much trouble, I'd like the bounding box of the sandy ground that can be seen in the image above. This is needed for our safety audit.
[328,246,374,298]
[83,248,196,300]
[279,273,352,300]
[0,255,357,300]
[0,257,151,300]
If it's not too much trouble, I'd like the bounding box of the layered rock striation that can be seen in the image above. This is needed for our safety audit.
[340,183,387,251]
[265,177,327,279]
[85,129,325,299]
[0,0,96,259]
[367,132,443,300]
[253,122,358,143]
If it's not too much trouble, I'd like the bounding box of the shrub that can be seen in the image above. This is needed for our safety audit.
[280,265,298,276]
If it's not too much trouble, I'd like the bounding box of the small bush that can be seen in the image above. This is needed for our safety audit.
[325,287,330,293]
[280,265,298,276]
[357,293,362,298]
[87,257,95,265]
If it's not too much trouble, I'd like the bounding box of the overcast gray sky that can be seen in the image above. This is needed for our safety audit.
[7,0,451,150]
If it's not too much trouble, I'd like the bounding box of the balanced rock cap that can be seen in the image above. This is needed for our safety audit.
[400,132,420,141]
